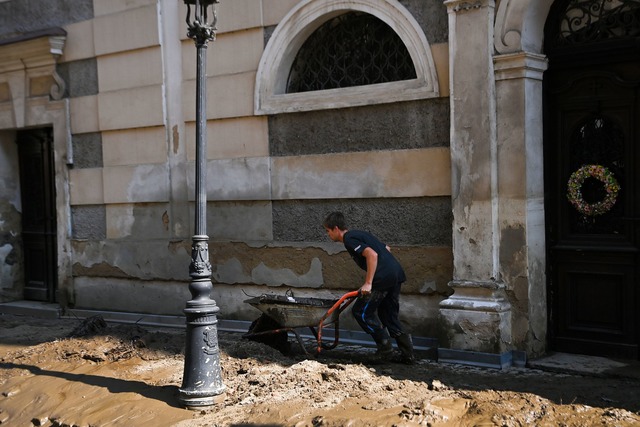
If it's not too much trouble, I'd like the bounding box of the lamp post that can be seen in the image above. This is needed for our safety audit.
[178,0,225,409]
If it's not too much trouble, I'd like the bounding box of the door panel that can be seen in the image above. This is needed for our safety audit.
[554,251,636,356]
[17,129,57,302]
[545,65,639,359]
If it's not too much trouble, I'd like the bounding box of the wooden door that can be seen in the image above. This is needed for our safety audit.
[544,0,640,360]
[17,128,58,302]
[544,57,640,359]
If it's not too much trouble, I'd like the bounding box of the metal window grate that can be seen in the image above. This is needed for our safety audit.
[286,12,417,93]
[551,0,640,47]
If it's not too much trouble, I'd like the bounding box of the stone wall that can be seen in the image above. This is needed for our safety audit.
[0,0,454,340]
[0,131,22,300]
[0,0,93,40]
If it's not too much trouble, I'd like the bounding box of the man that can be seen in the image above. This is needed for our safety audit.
[323,211,415,364]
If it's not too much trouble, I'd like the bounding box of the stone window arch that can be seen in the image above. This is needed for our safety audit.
[254,0,439,115]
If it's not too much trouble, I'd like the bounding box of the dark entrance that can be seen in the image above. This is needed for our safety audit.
[17,128,58,302]
[544,0,640,359]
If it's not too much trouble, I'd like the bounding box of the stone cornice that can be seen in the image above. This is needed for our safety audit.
[444,0,494,13]
[0,28,67,127]
[494,52,548,81]
[441,279,511,313]
[0,27,66,46]
[0,32,66,74]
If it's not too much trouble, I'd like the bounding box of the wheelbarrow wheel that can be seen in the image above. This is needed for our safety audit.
[244,313,291,355]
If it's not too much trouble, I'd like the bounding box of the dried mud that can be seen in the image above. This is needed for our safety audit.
[1,314,639,427]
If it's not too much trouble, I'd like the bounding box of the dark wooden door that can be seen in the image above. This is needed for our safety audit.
[545,58,640,359]
[17,128,58,302]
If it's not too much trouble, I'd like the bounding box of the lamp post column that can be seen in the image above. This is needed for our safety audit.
[178,0,225,409]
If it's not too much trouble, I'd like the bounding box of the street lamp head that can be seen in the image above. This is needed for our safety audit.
[182,0,219,45]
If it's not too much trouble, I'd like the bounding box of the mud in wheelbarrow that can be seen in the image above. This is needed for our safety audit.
[242,290,359,356]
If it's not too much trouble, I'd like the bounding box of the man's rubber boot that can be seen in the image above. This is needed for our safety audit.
[395,333,416,364]
[370,338,394,364]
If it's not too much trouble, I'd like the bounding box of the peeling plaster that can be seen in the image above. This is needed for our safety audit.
[0,244,14,281]
[459,318,499,340]
[72,240,190,281]
[499,225,526,279]
[499,224,530,347]
[252,257,323,288]
[214,256,324,288]
[0,198,21,294]
[127,164,170,202]
[419,280,438,295]
[162,210,169,231]
[213,258,248,284]
[211,241,452,295]
[0,242,15,264]
[111,205,135,236]
[172,125,179,154]
[72,261,129,278]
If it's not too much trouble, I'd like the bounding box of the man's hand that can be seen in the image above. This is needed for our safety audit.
[360,282,372,295]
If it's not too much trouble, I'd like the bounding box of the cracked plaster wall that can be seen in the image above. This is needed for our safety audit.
[0,205,22,300]
[2,0,456,340]
[0,131,22,300]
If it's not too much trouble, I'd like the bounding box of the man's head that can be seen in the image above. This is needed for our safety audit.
[323,211,347,230]
[323,211,347,242]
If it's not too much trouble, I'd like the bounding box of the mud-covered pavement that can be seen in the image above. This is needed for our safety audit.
[1,314,639,427]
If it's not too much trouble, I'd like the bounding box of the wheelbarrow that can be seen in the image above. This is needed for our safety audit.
[242,290,360,355]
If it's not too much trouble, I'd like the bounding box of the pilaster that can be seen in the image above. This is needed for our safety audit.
[494,51,548,357]
[444,0,497,281]
[440,0,515,355]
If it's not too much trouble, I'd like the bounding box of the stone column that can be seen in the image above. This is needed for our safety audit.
[159,0,191,240]
[494,52,548,357]
[439,0,513,355]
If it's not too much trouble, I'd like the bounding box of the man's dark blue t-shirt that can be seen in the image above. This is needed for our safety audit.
[343,230,406,291]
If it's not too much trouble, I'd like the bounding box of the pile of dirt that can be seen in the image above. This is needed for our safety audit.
[1,314,639,426]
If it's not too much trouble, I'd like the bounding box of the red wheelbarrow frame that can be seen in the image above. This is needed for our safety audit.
[242,290,360,355]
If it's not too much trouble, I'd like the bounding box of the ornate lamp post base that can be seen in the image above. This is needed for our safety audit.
[178,240,226,406]
[178,298,226,408]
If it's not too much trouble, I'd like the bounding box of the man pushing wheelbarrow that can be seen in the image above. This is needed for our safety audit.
[323,211,415,364]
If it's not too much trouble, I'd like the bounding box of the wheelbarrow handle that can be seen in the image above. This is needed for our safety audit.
[325,290,360,318]
[316,290,360,354]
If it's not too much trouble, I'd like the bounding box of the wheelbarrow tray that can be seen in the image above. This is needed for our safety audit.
[244,294,341,329]
[244,290,359,355]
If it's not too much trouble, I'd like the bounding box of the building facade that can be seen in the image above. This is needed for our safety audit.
[0,0,638,363]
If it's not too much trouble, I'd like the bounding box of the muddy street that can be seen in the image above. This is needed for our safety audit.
[1,314,639,427]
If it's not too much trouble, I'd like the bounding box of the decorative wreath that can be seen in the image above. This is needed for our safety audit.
[566,164,620,217]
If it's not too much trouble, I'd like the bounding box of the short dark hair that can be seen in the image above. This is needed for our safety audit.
[323,211,347,230]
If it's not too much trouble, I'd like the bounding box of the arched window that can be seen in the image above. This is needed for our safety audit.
[287,12,417,93]
[254,0,439,115]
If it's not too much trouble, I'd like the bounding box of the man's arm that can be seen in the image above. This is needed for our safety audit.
[360,247,378,294]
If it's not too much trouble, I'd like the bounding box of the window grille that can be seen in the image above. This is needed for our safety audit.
[548,0,640,48]
[286,12,417,93]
